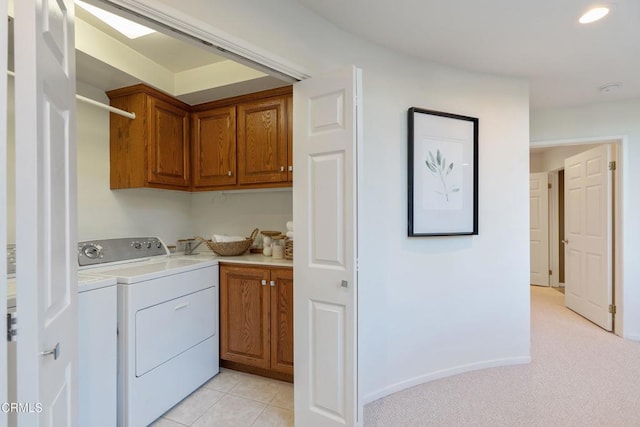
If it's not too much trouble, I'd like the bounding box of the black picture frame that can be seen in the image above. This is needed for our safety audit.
[408,107,478,236]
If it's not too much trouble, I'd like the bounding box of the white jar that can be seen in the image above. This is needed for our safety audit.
[263,245,273,256]
[272,244,284,259]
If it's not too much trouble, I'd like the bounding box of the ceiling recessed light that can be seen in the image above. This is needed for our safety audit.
[579,7,610,24]
[75,0,156,39]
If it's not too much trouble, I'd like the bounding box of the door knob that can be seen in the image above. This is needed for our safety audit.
[41,343,60,360]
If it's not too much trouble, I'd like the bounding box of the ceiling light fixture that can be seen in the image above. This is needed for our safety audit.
[579,6,610,24]
[75,0,156,39]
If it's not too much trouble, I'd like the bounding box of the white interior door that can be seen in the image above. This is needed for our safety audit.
[564,145,612,331]
[14,0,78,425]
[1,0,8,425]
[293,66,361,426]
[530,172,549,286]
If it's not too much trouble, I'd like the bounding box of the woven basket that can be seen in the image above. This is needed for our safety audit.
[284,238,294,260]
[203,228,259,256]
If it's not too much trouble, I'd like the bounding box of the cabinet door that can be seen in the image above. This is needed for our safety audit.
[270,268,294,375]
[220,265,271,369]
[192,107,237,187]
[286,95,293,182]
[237,97,288,184]
[147,96,190,187]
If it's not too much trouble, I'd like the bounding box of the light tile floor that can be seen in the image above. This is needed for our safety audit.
[150,369,294,427]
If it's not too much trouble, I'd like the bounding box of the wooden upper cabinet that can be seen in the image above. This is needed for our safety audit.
[108,84,293,191]
[108,85,190,190]
[148,97,190,187]
[237,97,288,185]
[192,107,236,188]
[286,95,293,182]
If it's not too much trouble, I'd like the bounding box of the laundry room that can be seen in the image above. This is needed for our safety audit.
[5,1,297,425]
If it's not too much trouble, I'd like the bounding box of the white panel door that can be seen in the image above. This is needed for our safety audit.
[14,0,78,425]
[0,0,8,425]
[294,66,361,427]
[564,145,612,331]
[529,172,549,286]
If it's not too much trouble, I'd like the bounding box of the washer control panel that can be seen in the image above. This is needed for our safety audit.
[78,237,168,267]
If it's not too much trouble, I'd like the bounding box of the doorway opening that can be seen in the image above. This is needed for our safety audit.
[529,138,622,334]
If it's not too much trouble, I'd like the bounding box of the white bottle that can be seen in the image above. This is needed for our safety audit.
[263,245,272,256]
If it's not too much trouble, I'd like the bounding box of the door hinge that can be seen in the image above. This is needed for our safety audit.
[548,183,552,189]
[609,161,617,171]
[6,312,17,342]
[609,304,617,314]
[549,269,552,276]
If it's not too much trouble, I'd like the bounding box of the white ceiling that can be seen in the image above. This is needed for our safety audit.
[75,7,227,73]
[294,0,640,110]
[73,6,289,105]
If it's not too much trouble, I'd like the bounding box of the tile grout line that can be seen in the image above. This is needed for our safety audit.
[186,385,233,426]
[159,370,294,426]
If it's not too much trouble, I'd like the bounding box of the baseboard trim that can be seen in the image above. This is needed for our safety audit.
[362,356,531,405]
[623,333,640,341]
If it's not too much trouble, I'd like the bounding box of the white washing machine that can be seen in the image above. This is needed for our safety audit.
[78,237,219,427]
[6,255,117,427]
[77,273,118,427]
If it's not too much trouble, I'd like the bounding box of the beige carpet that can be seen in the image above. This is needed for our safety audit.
[364,286,640,426]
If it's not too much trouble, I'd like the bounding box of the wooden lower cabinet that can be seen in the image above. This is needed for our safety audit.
[219,264,293,381]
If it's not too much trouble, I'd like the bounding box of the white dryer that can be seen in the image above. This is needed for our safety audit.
[78,237,219,427]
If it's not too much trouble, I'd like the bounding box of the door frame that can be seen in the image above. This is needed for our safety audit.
[91,0,365,421]
[530,136,624,336]
[548,170,561,288]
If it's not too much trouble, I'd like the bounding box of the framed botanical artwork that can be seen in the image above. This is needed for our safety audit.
[408,107,478,236]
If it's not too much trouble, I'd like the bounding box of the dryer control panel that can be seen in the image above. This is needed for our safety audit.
[78,237,168,267]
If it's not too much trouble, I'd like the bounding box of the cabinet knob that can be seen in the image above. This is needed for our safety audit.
[261,280,267,286]
[288,165,293,172]
[270,280,276,287]
[280,166,285,172]
[228,171,232,177]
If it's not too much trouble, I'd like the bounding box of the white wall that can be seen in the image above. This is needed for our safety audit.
[132,0,532,403]
[190,189,293,242]
[531,100,640,340]
[75,82,193,244]
[76,83,293,245]
[8,79,293,247]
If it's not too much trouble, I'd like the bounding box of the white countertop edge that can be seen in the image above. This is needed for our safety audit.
[172,252,293,268]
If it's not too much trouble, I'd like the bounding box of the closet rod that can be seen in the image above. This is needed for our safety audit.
[6,70,136,120]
